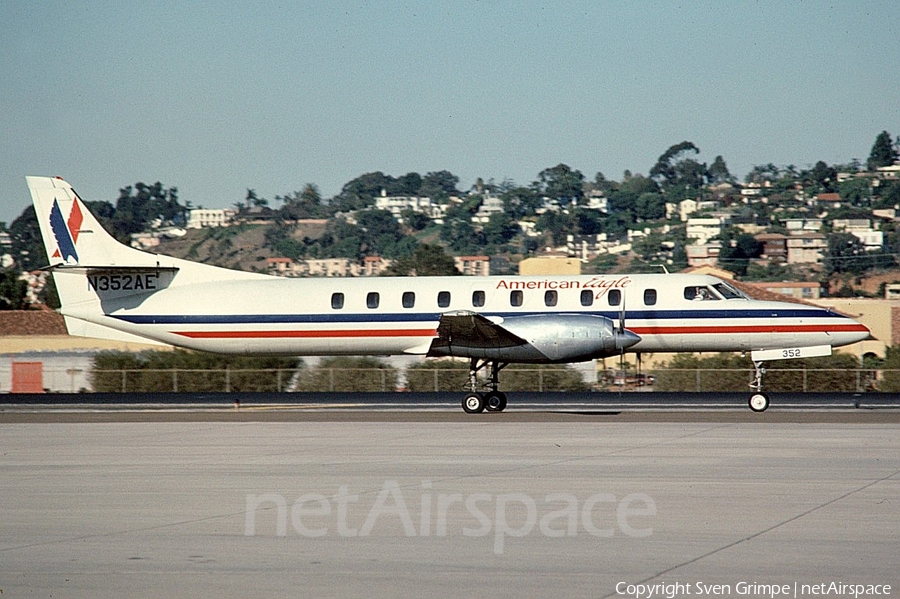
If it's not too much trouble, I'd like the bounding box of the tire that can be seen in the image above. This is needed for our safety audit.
[463,393,485,414]
[484,391,508,412]
[749,392,769,412]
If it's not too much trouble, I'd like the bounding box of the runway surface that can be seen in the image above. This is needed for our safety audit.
[2,396,899,598]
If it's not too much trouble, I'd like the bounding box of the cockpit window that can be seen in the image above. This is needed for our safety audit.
[713,282,746,299]
[685,286,717,301]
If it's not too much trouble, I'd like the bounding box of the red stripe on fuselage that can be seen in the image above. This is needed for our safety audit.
[629,323,869,335]
[174,328,438,339]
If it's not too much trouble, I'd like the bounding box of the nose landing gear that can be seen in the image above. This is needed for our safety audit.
[749,360,770,412]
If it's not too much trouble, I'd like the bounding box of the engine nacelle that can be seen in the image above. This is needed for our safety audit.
[499,313,639,362]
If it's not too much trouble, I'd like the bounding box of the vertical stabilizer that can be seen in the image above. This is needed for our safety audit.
[26,176,159,268]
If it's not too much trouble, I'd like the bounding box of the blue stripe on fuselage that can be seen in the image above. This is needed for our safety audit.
[109,307,839,326]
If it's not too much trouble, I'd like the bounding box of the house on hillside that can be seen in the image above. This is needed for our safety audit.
[755,233,787,262]
[454,256,490,276]
[187,208,235,229]
[786,233,827,264]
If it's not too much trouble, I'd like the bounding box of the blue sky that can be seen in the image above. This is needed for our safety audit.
[1,1,898,225]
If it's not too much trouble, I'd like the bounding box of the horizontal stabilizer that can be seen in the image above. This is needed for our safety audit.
[44,264,180,274]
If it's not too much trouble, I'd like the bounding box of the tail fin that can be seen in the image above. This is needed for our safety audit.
[26,176,267,345]
[26,176,161,269]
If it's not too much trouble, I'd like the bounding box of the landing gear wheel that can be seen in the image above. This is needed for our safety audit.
[484,391,508,412]
[463,392,485,414]
[749,392,769,412]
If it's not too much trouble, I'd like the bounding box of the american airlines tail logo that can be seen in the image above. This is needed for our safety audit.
[49,198,83,263]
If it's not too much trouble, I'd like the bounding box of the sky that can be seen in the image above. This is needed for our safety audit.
[1,1,898,226]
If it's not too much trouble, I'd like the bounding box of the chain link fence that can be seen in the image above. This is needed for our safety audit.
[75,366,887,393]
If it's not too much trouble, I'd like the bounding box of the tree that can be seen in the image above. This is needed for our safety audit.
[419,170,460,198]
[650,141,704,190]
[8,205,45,271]
[109,182,184,242]
[707,155,734,184]
[571,208,603,235]
[874,180,900,209]
[356,209,403,246]
[804,161,837,193]
[385,243,459,276]
[592,171,618,195]
[745,163,780,185]
[482,212,520,248]
[276,184,331,220]
[500,186,542,219]
[440,218,485,254]
[333,172,395,212]
[0,269,28,310]
[607,175,659,221]
[400,209,431,231]
[717,231,762,277]
[838,177,872,206]
[536,164,584,205]
[824,232,868,275]
[867,130,898,170]
[634,192,665,221]
[395,172,423,196]
[536,211,573,246]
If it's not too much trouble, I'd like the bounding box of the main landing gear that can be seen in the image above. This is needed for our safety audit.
[462,358,508,414]
[748,360,770,412]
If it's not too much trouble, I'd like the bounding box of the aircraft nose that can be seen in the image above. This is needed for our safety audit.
[615,329,641,351]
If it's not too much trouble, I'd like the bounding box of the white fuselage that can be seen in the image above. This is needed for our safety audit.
[64,272,870,359]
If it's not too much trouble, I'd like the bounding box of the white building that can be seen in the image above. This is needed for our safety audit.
[472,195,505,223]
[187,208,235,229]
[584,190,608,212]
[686,217,725,245]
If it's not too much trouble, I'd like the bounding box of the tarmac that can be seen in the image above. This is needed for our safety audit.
[1,398,899,598]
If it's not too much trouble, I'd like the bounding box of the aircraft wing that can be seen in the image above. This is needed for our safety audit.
[435,310,526,349]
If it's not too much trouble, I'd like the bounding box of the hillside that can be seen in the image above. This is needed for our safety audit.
[155,224,277,272]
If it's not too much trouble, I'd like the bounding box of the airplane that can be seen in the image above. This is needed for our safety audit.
[26,175,871,413]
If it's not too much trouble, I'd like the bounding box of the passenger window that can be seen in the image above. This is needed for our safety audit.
[643,289,657,306]
[402,291,415,308]
[331,292,344,310]
[472,290,485,308]
[510,290,523,307]
[437,291,451,308]
[608,289,621,306]
[544,290,558,307]
[580,289,593,307]
[367,292,380,309]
